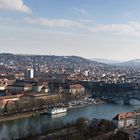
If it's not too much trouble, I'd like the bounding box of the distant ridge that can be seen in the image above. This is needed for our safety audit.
[117,59,140,68]
[1,53,140,69]
[91,58,122,64]
[1,53,86,58]
[0,53,110,70]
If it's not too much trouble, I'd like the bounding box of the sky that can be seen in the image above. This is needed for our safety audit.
[0,0,140,61]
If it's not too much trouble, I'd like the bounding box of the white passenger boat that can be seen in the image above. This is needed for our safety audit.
[47,108,67,115]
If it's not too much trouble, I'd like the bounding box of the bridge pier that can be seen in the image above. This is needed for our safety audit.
[123,96,130,105]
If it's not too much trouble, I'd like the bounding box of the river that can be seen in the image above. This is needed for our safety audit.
[0,99,140,140]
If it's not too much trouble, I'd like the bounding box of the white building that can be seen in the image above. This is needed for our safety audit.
[84,70,89,76]
[113,112,137,128]
[123,127,140,140]
[130,128,140,140]
[27,69,34,78]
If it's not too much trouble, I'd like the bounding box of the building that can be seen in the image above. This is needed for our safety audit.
[0,79,8,91]
[19,93,62,104]
[7,79,36,93]
[121,127,140,140]
[27,69,34,79]
[129,127,140,140]
[113,112,136,128]
[69,84,85,95]
[112,111,140,129]
[0,95,21,115]
[135,109,140,125]
[15,72,24,79]
[0,79,8,96]
[7,83,33,93]
[7,79,49,94]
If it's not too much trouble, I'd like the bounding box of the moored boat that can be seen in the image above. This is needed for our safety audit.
[47,108,67,115]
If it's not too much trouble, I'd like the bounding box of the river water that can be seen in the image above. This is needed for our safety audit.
[0,100,140,140]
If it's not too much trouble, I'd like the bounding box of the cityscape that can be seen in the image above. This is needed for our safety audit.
[1,0,140,140]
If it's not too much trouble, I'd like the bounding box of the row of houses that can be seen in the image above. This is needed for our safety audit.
[0,79,85,96]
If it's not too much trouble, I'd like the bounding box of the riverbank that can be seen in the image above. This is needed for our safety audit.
[0,111,43,123]
[20,117,115,140]
[0,100,104,123]
[68,100,104,110]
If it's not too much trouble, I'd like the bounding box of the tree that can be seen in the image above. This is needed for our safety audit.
[75,117,87,129]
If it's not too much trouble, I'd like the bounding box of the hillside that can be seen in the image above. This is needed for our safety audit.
[0,53,110,71]
[115,59,140,69]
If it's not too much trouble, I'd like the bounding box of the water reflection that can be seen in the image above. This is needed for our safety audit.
[50,112,67,119]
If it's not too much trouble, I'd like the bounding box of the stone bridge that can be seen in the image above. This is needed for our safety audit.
[77,80,140,105]
[99,91,140,105]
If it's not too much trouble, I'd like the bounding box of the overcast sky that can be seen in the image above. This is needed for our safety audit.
[0,0,140,61]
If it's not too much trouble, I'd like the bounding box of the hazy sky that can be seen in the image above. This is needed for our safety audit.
[0,0,140,60]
